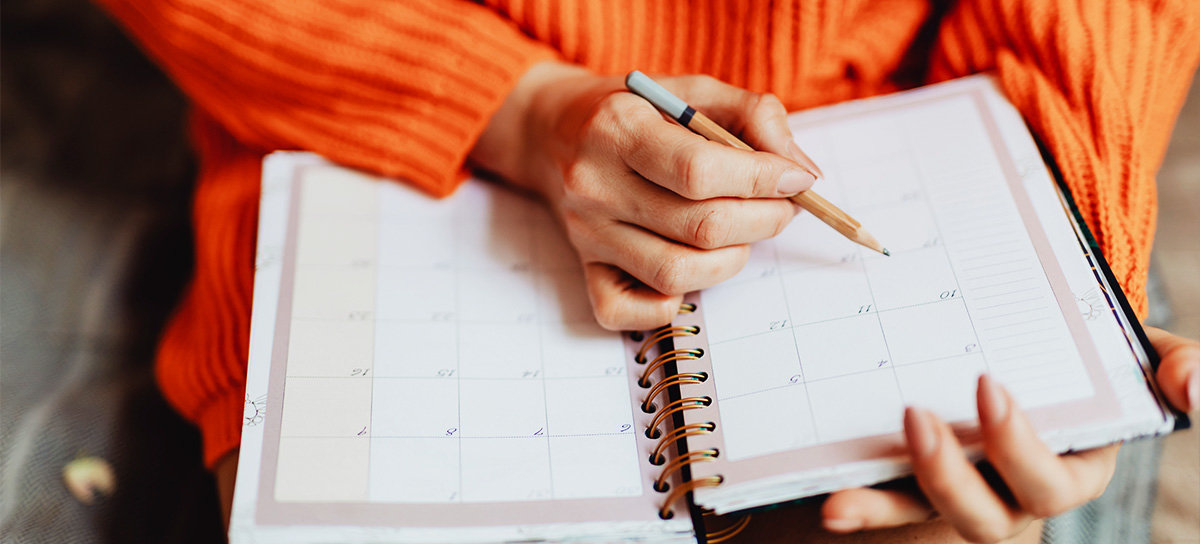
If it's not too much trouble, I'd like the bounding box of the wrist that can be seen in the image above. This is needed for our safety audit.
[468,61,595,197]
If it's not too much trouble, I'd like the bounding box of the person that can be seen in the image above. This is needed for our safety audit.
[94,1,1200,542]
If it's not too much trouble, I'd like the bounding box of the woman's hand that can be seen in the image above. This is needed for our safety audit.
[820,327,1200,543]
[470,62,819,330]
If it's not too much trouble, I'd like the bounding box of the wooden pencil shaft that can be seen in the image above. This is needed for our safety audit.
[687,112,753,151]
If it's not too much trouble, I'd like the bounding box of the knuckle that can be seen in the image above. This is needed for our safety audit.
[690,204,731,249]
[750,92,786,119]
[591,93,641,136]
[748,157,777,197]
[677,74,719,93]
[561,162,603,203]
[678,146,716,199]
[693,74,721,89]
[653,252,691,295]
[592,297,623,331]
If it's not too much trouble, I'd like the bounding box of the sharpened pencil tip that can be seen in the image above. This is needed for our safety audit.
[882,248,891,257]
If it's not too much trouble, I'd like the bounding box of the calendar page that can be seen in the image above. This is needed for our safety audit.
[229,154,694,543]
[671,76,1176,513]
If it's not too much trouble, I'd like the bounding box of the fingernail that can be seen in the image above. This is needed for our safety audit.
[823,518,864,533]
[777,169,815,196]
[788,141,825,179]
[904,407,939,459]
[978,374,1009,426]
[1187,367,1199,412]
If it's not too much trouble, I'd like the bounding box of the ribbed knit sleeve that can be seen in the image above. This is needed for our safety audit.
[94,0,557,196]
[156,112,263,468]
[929,0,1200,317]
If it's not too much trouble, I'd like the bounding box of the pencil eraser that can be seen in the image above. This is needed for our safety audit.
[625,70,689,120]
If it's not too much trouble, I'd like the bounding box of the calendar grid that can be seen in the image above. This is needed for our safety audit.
[892,114,989,377]
[364,183,378,501]
[270,170,647,506]
[453,210,463,503]
[697,91,1098,461]
[772,231,823,444]
[826,126,909,410]
[530,204,557,500]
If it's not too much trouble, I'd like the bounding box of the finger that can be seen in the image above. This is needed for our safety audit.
[659,75,824,177]
[610,174,799,249]
[582,263,682,331]
[822,487,933,532]
[609,93,815,199]
[1145,326,1200,412]
[976,375,1119,518]
[622,125,815,199]
[569,216,750,295]
[905,406,1032,543]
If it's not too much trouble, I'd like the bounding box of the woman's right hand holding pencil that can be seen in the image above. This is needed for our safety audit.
[471,62,820,330]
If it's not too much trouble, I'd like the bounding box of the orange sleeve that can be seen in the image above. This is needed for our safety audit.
[93,0,557,196]
[929,0,1200,317]
[92,0,559,468]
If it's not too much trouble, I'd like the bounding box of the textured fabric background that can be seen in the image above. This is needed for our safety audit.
[1,1,1194,542]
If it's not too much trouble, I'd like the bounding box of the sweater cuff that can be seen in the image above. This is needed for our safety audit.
[195,386,246,469]
[370,35,559,197]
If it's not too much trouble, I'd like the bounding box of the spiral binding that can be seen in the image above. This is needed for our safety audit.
[658,477,723,519]
[653,448,718,491]
[634,325,700,363]
[641,373,707,413]
[703,512,752,543]
[638,349,704,387]
[634,304,735,532]
[650,422,715,465]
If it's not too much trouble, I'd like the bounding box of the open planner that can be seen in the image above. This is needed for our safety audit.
[230,75,1184,543]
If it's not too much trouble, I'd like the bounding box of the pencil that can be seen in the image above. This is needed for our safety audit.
[624,70,889,256]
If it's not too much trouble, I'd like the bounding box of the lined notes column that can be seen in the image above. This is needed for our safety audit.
[900,96,1094,409]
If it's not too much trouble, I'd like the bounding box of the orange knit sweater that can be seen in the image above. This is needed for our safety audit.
[96,0,1199,468]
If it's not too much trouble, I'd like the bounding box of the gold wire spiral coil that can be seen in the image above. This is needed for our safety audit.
[658,476,723,519]
[704,513,752,543]
[635,326,700,364]
[638,349,704,387]
[678,302,697,313]
[641,373,708,413]
[646,396,712,439]
[650,422,716,465]
[653,448,718,492]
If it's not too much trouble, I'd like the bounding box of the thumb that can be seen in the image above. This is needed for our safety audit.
[1145,327,1200,412]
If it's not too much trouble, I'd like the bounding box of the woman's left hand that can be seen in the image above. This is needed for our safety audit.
[820,327,1200,543]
